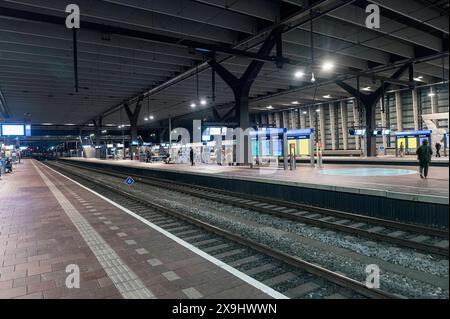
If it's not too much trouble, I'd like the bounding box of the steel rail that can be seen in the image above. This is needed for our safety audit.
[46,161,401,299]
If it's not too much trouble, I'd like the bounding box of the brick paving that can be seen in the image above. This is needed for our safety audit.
[0,160,273,299]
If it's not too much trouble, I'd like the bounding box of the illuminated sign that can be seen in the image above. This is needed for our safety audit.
[2,124,25,136]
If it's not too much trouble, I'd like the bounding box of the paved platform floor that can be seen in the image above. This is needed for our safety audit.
[0,160,275,299]
[296,155,449,165]
[65,158,449,201]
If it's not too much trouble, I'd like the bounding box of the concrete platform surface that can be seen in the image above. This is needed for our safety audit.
[0,160,275,299]
[65,158,449,204]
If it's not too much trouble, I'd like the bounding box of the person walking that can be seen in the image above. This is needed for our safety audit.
[435,142,442,158]
[416,140,433,179]
[190,147,195,166]
[399,142,405,158]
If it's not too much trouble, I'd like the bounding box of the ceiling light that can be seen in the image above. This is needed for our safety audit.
[144,117,149,121]
[311,72,316,83]
[291,101,299,105]
[316,109,321,113]
[414,76,424,82]
[302,111,307,114]
[322,61,334,72]
[200,99,207,106]
[190,103,197,108]
[362,86,372,91]
[428,91,436,97]
[149,115,154,120]
[323,94,332,99]
[294,71,305,79]
[41,123,53,126]
[266,105,274,109]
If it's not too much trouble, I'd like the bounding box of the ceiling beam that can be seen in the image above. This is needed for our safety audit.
[369,0,449,35]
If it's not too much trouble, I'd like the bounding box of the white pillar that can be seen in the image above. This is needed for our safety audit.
[319,105,326,149]
[380,106,388,150]
[431,89,438,114]
[275,112,281,127]
[412,89,419,130]
[340,101,348,150]
[352,101,361,150]
[300,110,306,129]
[395,91,403,132]
[309,107,315,129]
[290,110,297,130]
[329,103,337,150]
[268,113,273,126]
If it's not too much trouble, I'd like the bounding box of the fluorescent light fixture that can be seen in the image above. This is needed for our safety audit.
[190,103,197,108]
[362,86,372,91]
[316,109,321,113]
[144,117,149,121]
[311,72,316,83]
[414,76,424,82]
[323,94,332,99]
[294,71,305,79]
[149,115,154,120]
[41,123,53,126]
[291,101,299,105]
[322,61,334,72]
[65,123,76,126]
[200,99,207,106]
[266,105,273,109]
[101,130,107,134]
[302,111,307,114]
[428,91,436,97]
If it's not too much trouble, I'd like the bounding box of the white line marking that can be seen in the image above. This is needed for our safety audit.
[32,161,155,299]
[40,161,289,299]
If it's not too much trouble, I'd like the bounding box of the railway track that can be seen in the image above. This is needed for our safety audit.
[59,160,449,257]
[43,161,401,299]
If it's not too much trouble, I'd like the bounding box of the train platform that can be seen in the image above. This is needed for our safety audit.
[61,158,449,227]
[0,160,278,299]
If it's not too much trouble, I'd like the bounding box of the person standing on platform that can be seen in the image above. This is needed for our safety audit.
[416,140,433,179]
[399,142,405,157]
[190,147,195,166]
[435,142,442,158]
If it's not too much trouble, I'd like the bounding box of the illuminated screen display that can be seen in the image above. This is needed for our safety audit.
[25,125,32,136]
[2,125,25,136]
[209,127,222,135]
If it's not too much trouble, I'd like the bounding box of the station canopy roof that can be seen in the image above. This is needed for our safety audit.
[0,0,448,128]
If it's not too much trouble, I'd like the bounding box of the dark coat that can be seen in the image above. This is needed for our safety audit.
[416,145,432,165]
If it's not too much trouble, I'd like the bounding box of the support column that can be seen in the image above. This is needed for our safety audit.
[352,102,361,150]
[309,107,315,130]
[300,110,306,129]
[208,26,283,165]
[395,91,403,132]
[124,96,144,161]
[335,63,411,156]
[431,88,439,114]
[340,101,348,150]
[290,110,297,130]
[412,89,419,130]
[275,112,281,127]
[329,103,337,150]
[380,107,388,150]
[319,105,326,149]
